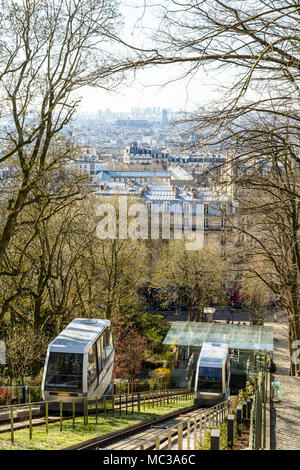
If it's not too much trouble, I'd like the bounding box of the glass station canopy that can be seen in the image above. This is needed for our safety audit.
[163,322,273,351]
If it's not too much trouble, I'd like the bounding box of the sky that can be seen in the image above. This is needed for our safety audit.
[77,1,221,114]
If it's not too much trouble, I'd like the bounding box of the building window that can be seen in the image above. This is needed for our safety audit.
[164,202,170,213]
[184,216,190,228]
[204,204,209,215]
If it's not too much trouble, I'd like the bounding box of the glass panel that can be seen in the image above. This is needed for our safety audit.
[87,344,98,389]
[102,332,106,366]
[198,367,222,391]
[45,352,83,391]
[163,322,273,351]
[97,337,103,373]
[104,328,113,359]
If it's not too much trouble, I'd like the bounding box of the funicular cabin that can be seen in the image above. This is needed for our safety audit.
[42,318,114,410]
[163,322,273,405]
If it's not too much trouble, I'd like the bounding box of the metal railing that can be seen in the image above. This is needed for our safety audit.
[250,370,270,450]
[133,396,239,450]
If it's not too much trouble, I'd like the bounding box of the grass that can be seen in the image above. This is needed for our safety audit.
[0,399,194,450]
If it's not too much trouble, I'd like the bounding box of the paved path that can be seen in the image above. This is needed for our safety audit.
[270,375,300,450]
[265,316,300,450]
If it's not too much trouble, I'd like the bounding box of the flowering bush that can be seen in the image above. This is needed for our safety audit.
[25,373,43,402]
[149,368,171,387]
[0,377,13,405]
[26,373,43,387]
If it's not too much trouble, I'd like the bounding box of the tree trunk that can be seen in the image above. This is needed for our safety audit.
[288,314,300,376]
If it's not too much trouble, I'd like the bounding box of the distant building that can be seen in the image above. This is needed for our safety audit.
[116,119,150,127]
[93,181,235,247]
[67,154,107,180]
[123,142,170,165]
[96,166,194,187]
[162,109,168,125]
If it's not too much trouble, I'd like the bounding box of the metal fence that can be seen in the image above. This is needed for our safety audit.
[0,381,182,406]
[132,396,239,450]
[0,388,192,444]
[250,370,270,450]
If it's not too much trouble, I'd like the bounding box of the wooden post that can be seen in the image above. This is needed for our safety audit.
[72,399,75,429]
[60,401,63,432]
[138,392,141,412]
[211,429,220,450]
[187,419,191,449]
[125,393,128,415]
[199,413,203,445]
[104,396,107,419]
[46,401,49,433]
[10,406,14,444]
[227,414,234,449]
[168,428,172,450]
[178,423,183,450]
[29,404,32,440]
[144,392,146,412]
[84,398,88,425]
[156,435,160,450]
[131,393,134,413]
[119,394,122,416]
[194,416,197,450]
[95,397,98,423]
[237,406,242,437]
[112,395,115,417]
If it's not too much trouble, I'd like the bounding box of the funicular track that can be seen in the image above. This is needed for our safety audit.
[66,397,237,450]
[65,403,202,450]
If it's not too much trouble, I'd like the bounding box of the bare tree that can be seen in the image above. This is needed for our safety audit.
[152,240,226,321]
[5,326,48,380]
[142,0,300,375]
[240,266,272,326]
[0,0,149,265]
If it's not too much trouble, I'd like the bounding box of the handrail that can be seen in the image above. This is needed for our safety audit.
[132,396,238,450]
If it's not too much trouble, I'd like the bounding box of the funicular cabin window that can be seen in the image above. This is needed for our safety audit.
[87,344,98,389]
[96,337,103,374]
[45,352,83,391]
[104,328,113,359]
[198,366,222,392]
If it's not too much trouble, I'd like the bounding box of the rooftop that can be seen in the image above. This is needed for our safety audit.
[50,318,109,353]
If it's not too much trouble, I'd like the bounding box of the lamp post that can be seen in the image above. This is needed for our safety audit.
[231,301,235,324]
[203,307,215,323]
